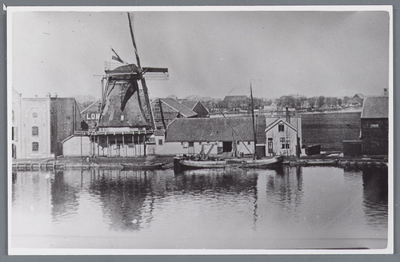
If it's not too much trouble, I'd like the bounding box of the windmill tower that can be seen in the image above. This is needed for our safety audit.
[89,13,168,157]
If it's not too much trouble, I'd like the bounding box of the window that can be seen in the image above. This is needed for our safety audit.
[12,127,14,141]
[32,142,39,152]
[32,112,37,118]
[32,126,39,136]
[280,137,290,149]
[189,142,194,147]
[14,127,18,142]
[278,124,284,132]
[158,139,163,146]
[248,141,251,145]
[268,138,273,153]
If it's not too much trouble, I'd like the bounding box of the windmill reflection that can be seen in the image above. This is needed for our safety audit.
[88,169,153,231]
[84,168,258,232]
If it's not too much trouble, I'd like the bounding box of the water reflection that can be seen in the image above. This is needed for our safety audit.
[362,167,388,227]
[51,171,79,222]
[11,165,389,249]
[177,169,258,194]
[266,166,303,211]
[88,169,152,231]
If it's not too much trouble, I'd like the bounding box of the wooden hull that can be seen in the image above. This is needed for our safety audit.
[240,157,283,168]
[178,160,228,169]
[174,156,283,172]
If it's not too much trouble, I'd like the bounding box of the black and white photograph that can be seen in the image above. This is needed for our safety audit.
[7,6,393,255]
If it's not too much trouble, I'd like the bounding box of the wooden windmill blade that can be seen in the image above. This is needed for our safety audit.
[127,13,168,130]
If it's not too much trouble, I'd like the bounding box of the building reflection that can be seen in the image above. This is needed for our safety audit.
[361,166,388,226]
[50,170,80,221]
[265,166,303,210]
[88,169,151,231]
[175,169,258,195]
[85,168,259,232]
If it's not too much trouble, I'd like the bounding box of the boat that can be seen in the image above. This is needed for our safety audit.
[174,156,283,171]
[176,158,229,170]
[173,83,284,172]
[239,156,284,168]
[121,162,164,170]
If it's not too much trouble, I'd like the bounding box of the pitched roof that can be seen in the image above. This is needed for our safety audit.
[160,98,197,118]
[265,118,297,132]
[354,93,365,99]
[80,100,101,114]
[361,96,388,119]
[76,101,85,113]
[179,99,197,109]
[192,101,210,116]
[223,95,248,102]
[154,129,165,136]
[165,116,266,143]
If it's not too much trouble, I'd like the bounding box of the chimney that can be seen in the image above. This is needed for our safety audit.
[286,107,290,123]
[383,88,388,96]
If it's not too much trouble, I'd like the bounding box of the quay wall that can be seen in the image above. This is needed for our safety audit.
[300,111,361,151]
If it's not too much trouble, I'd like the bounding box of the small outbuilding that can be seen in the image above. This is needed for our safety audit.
[360,96,388,156]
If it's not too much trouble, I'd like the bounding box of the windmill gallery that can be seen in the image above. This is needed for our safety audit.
[9,9,391,253]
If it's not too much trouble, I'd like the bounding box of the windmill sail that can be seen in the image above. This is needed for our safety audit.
[97,13,168,130]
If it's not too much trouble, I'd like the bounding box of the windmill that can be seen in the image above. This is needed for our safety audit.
[91,13,168,157]
[98,13,168,130]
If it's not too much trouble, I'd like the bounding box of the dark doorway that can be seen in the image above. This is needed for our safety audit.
[222,142,232,152]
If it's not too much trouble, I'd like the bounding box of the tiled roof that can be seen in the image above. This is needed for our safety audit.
[154,129,165,136]
[361,96,388,119]
[160,98,197,118]
[165,116,266,143]
[179,100,197,109]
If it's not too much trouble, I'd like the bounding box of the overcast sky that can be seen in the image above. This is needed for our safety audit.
[11,8,390,100]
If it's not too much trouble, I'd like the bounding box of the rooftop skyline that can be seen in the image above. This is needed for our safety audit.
[10,7,391,100]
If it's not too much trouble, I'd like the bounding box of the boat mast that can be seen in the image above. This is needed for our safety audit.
[250,82,257,159]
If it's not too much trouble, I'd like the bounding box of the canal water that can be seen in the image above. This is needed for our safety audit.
[11,166,388,250]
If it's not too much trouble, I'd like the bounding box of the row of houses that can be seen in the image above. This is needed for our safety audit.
[11,88,388,159]
[11,89,210,159]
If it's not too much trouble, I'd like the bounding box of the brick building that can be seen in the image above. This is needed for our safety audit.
[360,96,388,156]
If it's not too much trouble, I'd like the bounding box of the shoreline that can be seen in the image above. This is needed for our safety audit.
[11,154,388,171]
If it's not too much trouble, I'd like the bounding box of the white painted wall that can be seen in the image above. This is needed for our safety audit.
[63,136,91,156]
[266,123,298,156]
[20,98,52,158]
[12,89,22,158]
